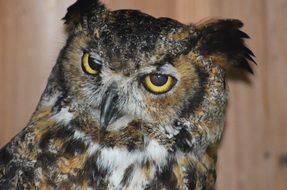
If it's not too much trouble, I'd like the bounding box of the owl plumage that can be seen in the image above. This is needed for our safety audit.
[0,0,255,189]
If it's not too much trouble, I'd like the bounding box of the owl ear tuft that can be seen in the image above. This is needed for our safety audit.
[196,19,255,74]
[63,0,107,33]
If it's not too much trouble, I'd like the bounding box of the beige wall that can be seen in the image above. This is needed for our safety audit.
[0,0,286,189]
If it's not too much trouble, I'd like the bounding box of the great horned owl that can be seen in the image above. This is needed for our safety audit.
[0,0,255,189]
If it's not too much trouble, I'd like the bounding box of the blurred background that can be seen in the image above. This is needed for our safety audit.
[0,0,286,189]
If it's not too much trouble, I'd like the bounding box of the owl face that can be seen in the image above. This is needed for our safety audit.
[59,10,207,131]
[53,0,254,134]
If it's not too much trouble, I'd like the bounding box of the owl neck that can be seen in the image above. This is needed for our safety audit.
[30,107,219,189]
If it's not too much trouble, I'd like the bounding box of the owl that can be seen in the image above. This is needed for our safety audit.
[0,0,255,189]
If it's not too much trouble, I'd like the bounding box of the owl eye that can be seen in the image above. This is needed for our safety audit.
[143,74,176,94]
[82,52,102,76]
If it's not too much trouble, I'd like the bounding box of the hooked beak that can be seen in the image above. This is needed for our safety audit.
[100,83,119,130]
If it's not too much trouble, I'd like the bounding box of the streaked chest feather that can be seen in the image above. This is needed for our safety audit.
[0,112,217,190]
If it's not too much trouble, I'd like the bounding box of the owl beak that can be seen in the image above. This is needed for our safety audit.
[100,84,119,130]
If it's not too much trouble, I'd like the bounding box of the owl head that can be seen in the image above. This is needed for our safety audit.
[41,0,254,147]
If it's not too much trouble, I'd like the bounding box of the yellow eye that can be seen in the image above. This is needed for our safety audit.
[143,74,176,94]
[82,52,102,76]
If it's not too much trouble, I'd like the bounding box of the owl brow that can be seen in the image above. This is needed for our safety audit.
[155,55,174,70]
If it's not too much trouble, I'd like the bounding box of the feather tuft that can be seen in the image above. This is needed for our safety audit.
[63,0,106,33]
[196,19,256,74]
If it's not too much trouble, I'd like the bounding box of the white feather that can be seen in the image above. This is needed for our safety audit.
[51,108,73,125]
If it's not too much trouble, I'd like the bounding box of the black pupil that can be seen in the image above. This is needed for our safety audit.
[150,74,168,86]
[88,56,102,70]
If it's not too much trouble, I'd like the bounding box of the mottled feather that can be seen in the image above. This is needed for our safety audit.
[0,0,255,189]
